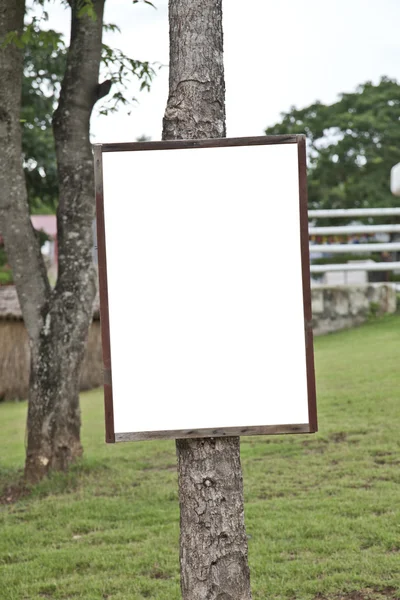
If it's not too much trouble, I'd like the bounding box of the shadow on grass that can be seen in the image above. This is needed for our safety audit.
[0,459,110,505]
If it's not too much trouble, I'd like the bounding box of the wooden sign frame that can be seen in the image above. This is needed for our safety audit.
[94,135,317,443]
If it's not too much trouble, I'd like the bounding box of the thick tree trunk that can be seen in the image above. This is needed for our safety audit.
[24,0,108,483]
[162,0,225,140]
[177,438,252,600]
[25,326,85,481]
[163,2,252,598]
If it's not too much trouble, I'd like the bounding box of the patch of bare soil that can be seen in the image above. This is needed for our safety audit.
[315,587,399,600]
[0,480,28,505]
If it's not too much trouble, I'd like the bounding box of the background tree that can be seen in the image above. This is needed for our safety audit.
[265,78,400,224]
[0,0,49,353]
[0,24,62,284]
[22,21,65,213]
[162,1,252,598]
[21,9,155,215]
[0,0,154,483]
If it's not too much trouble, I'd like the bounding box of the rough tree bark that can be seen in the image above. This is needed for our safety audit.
[0,0,50,340]
[23,0,110,483]
[0,0,110,483]
[162,1,252,599]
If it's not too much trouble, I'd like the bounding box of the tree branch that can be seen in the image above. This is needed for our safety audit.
[53,0,105,297]
[95,78,112,102]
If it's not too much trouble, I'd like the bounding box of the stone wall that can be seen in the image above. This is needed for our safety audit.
[312,284,397,336]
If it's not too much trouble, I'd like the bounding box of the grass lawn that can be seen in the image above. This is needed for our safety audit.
[1,315,400,600]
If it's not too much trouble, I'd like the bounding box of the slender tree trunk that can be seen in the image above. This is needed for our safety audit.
[23,0,109,483]
[0,0,50,340]
[162,2,252,598]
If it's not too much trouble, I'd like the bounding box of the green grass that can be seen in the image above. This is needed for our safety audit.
[1,316,400,600]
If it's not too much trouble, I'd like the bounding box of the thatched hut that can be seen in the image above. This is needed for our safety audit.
[0,286,103,401]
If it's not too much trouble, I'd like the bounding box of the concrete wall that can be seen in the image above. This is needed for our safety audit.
[312,283,397,336]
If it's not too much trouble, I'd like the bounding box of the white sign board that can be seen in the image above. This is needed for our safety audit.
[94,136,317,442]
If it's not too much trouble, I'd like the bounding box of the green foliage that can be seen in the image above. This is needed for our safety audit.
[1,247,51,294]
[35,229,50,248]
[0,229,48,286]
[0,245,13,283]
[265,78,400,224]
[311,251,382,264]
[0,269,13,285]
[368,301,380,319]
[22,16,65,214]
[0,245,7,268]
[21,3,156,214]
[2,9,63,213]
[1,316,400,598]
[76,0,97,20]
[99,44,156,116]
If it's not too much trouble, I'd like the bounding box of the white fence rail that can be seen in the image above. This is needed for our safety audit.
[309,208,400,218]
[309,224,400,235]
[310,243,400,254]
[310,262,400,274]
[308,207,400,276]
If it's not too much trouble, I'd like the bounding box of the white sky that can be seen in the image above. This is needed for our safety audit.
[35,0,400,142]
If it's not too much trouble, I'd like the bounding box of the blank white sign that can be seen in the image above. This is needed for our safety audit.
[100,141,311,437]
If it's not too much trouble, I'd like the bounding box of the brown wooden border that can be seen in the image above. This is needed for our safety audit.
[100,134,298,154]
[94,145,115,443]
[115,424,311,442]
[297,136,318,432]
[94,135,317,443]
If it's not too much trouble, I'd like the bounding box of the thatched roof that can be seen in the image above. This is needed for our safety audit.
[0,285,100,321]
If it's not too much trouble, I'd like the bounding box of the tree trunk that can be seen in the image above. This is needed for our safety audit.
[25,324,86,481]
[176,438,252,600]
[162,2,252,598]
[23,0,108,484]
[0,0,50,342]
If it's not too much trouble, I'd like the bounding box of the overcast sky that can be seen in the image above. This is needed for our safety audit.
[35,0,400,143]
